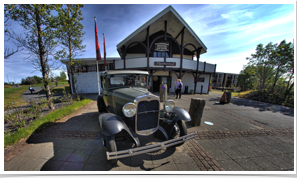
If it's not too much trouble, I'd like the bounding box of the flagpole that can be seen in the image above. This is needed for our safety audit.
[103,33,107,71]
[97,60,100,95]
[95,16,101,95]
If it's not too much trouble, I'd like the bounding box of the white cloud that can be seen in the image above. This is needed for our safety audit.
[221,10,253,21]
[244,12,294,34]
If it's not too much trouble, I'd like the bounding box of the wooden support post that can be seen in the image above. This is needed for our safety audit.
[203,61,206,73]
[194,48,202,95]
[179,29,184,78]
[146,26,150,72]
[164,20,167,41]
[188,98,206,126]
[122,45,126,70]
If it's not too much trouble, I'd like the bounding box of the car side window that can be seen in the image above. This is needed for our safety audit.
[101,76,105,90]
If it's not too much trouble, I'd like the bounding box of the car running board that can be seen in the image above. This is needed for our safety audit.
[106,132,197,160]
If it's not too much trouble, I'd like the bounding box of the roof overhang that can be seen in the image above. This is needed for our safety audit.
[104,70,149,75]
[61,58,121,65]
[116,5,207,56]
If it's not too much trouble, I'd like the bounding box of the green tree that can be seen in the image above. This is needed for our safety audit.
[55,4,85,94]
[5,4,62,110]
[60,71,67,81]
[283,41,294,101]
[246,42,275,91]
[237,65,257,91]
[270,40,294,92]
[243,40,294,106]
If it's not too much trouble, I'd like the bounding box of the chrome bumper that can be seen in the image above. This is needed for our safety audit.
[106,132,197,160]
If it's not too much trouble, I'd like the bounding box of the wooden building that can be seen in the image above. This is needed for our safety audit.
[62,6,216,94]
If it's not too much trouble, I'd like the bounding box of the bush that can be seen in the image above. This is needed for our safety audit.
[21,76,43,85]
[4,99,46,133]
[4,98,92,147]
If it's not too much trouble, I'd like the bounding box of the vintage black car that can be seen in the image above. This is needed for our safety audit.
[97,70,196,163]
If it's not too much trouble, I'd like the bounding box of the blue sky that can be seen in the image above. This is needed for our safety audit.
[3,3,295,83]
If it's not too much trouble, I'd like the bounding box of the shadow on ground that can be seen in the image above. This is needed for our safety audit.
[25,111,175,171]
[208,95,294,117]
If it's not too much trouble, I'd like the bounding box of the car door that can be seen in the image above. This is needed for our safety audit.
[103,75,114,113]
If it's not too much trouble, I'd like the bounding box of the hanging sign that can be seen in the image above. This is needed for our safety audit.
[155,42,169,51]
[154,62,176,66]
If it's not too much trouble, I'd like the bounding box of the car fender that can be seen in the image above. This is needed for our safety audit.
[99,113,140,146]
[158,107,191,139]
[171,107,191,122]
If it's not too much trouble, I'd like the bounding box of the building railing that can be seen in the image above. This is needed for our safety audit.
[114,57,215,73]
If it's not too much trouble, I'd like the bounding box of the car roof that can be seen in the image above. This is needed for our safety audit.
[103,70,149,75]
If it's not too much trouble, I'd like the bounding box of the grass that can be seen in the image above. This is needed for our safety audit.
[31,81,68,87]
[4,98,93,148]
[4,83,70,108]
[4,86,29,106]
[232,90,254,97]
[37,85,70,95]
[210,89,254,97]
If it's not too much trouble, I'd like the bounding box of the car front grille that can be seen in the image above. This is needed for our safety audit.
[136,100,159,132]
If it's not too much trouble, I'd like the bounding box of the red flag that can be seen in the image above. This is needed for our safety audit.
[103,33,107,66]
[95,17,101,61]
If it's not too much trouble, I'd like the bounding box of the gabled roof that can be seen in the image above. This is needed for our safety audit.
[116,5,207,55]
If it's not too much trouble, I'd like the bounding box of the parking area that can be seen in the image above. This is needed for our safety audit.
[4,92,295,171]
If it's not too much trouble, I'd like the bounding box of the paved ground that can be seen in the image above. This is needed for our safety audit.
[22,85,65,102]
[4,91,295,172]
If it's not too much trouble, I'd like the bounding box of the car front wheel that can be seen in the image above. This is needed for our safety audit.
[170,120,187,146]
[106,135,118,164]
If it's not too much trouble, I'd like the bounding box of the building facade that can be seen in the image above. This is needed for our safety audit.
[211,72,238,89]
[63,6,216,94]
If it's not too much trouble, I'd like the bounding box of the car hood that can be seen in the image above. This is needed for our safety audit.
[112,87,150,103]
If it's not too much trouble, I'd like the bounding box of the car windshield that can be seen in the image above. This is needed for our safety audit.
[107,74,148,89]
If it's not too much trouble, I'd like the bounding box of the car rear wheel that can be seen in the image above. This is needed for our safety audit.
[97,96,106,113]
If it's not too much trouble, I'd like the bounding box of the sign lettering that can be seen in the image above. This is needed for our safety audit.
[155,43,169,51]
[154,62,176,66]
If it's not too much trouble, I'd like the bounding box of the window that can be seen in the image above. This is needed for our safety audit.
[219,74,223,78]
[234,75,238,79]
[219,79,222,82]
[74,65,82,73]
[197,77,205,82]
[233,80,237,83]
[88,65,97,72]
[73,63,115,73]
[82,66,88,72]
[107,74,148,89]
[98,64,105,71]
[153,52,169,57]
[107,63,115,70]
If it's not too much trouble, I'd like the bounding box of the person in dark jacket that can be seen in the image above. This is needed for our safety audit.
[29,86,35,94]
[175,79,183,99]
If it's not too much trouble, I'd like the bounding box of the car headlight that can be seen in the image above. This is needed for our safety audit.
[122,103,137,117]
[164,100,175,112]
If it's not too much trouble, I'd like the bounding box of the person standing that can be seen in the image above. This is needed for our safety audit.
[174,78,178,97]
[176,79,183,99]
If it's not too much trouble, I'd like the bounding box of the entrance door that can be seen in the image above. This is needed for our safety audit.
[161,76,171,93]
[153,76,160,92]
[152,76,171,92]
